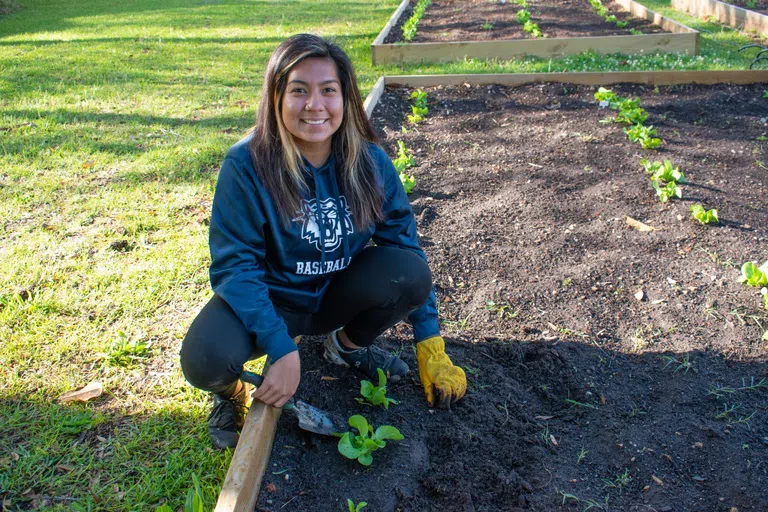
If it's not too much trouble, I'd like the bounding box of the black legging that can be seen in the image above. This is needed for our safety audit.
[180,246,432,395]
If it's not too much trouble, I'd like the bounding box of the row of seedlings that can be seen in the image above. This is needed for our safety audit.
[594,87,768,317]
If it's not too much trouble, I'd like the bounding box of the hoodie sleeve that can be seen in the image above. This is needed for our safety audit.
[208,156,298,362]
[369,145,440,342]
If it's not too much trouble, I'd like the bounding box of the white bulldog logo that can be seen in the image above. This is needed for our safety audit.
[293,196,354,252]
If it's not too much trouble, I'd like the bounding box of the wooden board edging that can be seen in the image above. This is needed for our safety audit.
[363,70,768,115]
[671,0,768,34]
[371,0,699,65]
[214,402,281,512]
[373,0,411,46]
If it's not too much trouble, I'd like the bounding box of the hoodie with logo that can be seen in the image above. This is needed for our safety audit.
[208,134,439,363]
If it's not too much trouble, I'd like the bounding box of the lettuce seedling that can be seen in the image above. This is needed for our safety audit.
[516,9,531,23]
[358,368,399,409]
[642,159,685,183]
[393,140,415,172]
[393,141,417,193]
[337,415,404,466]
[408,89,429,124]
[402,0,432,41]
[738,261,768,287]
[690,204,719,224]
[347,499,367,512]
[523,20,543,37]
[624,124,661,148]
[616,20,628,27]
[615,106,648,125]
[652,180,682,203]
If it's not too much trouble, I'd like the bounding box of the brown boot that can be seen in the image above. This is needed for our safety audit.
[207,380,250,450]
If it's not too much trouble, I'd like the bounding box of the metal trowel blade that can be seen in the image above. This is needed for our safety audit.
[291,400,347,436]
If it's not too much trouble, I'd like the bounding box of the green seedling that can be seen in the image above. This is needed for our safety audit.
[615,106,648,125]
[690,204,719,224]
[641,159,685,183]
[605,14,617,22]
[523,20,543,37]
[357,368,398,409]
[616,20,628,27]
[514,0,528,7]
[337,415,403,466]
[393,141,416,193]
[746,0,758,8]
[393,140,415,172]
[630,28,643,35]
[594,86,620,107]
[408,89,429,124]
[485,299,518,319]
[623,124,661,148]
[762,90,768,99]
[482,21,495,30]
[402,0,432,41]
[652,180,682,202]
[516,9,530,23]
[661,353,693,373]
[708,377,768,398]
[347,499,367,512]
[738,261,768,287]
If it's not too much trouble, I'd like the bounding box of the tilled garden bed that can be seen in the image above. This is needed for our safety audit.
[370,0,698,64]
[384,0,662,43]
[255,81,768,512]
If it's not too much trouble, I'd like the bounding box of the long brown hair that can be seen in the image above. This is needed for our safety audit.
[250,34,383,229]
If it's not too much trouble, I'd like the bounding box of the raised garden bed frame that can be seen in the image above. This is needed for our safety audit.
[215,69,768,512]
[371,0,700,64]
[671,0,768,35]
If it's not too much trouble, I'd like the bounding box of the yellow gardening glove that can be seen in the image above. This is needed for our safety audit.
[416,336,467,409]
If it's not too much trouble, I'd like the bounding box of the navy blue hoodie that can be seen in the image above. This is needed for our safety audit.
[208,134,439,362]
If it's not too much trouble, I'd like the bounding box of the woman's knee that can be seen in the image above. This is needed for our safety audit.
[372,247,433,308]
[180,295,253,392]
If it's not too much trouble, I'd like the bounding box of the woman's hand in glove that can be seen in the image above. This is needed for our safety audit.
[416,336,467,409]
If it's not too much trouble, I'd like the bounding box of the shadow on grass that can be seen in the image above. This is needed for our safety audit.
[0,0,393,39]
[0,393,228,511]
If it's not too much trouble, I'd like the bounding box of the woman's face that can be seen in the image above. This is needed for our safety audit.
[280,57,344,159]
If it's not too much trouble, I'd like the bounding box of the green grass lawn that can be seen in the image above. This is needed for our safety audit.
[0,0,765,510]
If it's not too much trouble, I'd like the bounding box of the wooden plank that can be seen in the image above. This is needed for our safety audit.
[617,0,697,33]
[214,402,281,512]
[372,0,411,46]
[363,71,768,113]
[373,32,698,64]
[364,77,386,118]
[671,0,768,34]
[371,0,699,64]
[214,338,300,512]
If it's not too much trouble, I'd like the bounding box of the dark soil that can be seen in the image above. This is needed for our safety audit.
[726,0,768,15]
[255,83,768,512]
[383,0,664,44]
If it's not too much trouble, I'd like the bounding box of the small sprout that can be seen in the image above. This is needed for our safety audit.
[337,415,404,466]
[624,124,661,148]
[516,9,530,23]
[652,180,682,203]
[577,447,588,464]
[738,261,768,287]
[690,204,719,225]
[392,140,416,194]
[358,368,398,409]
[481,21,495,30]
[347,499,367,512]
[762,89,768,99]
[661,353,693,373]
[616,20,628,28]
[408,89,429,124]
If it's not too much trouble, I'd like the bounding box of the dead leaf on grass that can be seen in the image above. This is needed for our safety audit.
[626,216,655,232]
[57,382,103,403]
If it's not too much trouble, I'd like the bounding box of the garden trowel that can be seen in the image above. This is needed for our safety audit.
[240,370,346,437]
